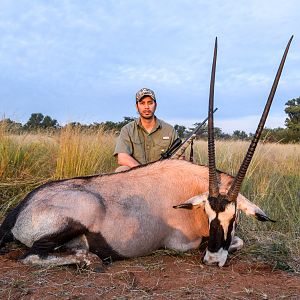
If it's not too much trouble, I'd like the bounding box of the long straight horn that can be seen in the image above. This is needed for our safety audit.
[208,37,219,197]
[227,36,293,201]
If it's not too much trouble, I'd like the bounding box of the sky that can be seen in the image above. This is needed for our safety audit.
[0,1,299,134]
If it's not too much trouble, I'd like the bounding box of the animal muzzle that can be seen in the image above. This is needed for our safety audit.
[203,248,228,267]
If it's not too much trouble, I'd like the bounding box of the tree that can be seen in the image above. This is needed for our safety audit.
[232,130,248,140]
[187,123,208,139]
[117,117,135,130]
[285,97,300,133]
[24,113,44,129]
[0,118,23,132]
[24,113,59,130]
[41,115,59,129]
[174,124,187,138]
[184,123,229,140]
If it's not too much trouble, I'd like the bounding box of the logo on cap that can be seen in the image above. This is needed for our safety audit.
[136,88,156,102]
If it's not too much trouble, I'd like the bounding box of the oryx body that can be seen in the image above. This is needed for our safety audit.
[0,159,267,267]
[11,160,213,257]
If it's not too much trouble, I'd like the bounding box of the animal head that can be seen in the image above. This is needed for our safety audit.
[174,36,292,267]
[174,192,274,266]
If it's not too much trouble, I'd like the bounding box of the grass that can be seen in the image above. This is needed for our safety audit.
[0,126,299,272]
[0,125,118,214]
[55,125,117,178]
[192,140,300,271]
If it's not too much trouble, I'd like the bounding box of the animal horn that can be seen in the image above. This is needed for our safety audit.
[227,36,293,201]
[208,37,219,197]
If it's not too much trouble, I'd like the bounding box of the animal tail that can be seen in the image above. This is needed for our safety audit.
[0,211,17,251]
[0,191,33,251]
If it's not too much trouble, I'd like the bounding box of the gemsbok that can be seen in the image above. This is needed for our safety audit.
[0,36,293,268]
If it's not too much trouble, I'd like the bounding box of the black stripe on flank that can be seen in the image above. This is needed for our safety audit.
[22,218,124,262]
[86,232,125,262]
[22,219,88,259]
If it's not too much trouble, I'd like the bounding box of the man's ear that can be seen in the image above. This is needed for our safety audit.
[236,194,275,222]
[173,193,208,210]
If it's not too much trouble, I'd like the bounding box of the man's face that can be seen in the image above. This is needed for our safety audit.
[136,96,157,119]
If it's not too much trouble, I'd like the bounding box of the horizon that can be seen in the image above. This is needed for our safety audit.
[2,110,289,135]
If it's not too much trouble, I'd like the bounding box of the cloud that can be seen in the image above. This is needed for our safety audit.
[0,1,298,127]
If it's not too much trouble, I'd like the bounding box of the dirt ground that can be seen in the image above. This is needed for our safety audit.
[0,246,299,300]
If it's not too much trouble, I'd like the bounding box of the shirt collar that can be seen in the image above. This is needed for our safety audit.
[135,117,161,133]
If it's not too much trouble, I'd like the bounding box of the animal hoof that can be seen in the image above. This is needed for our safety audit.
[0,247,9,255]
[90,263,105,273]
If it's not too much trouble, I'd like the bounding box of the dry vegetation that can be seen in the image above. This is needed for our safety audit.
[0,126,299,299]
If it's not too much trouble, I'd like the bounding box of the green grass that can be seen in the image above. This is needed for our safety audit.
[0,127,299,272]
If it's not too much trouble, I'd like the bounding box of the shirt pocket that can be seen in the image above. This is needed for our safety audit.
[154,139,171,156]
[131,138,145,164]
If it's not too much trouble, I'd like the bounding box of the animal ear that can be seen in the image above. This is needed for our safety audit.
[236,194,276,222]
[173,194,207,210]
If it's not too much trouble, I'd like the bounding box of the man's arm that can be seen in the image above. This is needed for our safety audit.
[117,153,140,168]
[114,125,141,168]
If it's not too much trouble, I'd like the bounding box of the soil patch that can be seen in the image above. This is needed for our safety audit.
[0,248,299,299]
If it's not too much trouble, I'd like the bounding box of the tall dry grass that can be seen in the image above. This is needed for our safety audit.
[0,127,58,212]
[0,126,299,271]
[55,125,117,179]
[0,125,117,214]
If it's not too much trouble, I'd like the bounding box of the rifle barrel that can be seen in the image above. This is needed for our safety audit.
[170,107,218,159]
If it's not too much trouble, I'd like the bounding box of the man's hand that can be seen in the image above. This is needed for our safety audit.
[117,153,140,168]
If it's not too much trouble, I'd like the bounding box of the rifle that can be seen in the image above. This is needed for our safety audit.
[160,107,218,160]
[160,137,183,160]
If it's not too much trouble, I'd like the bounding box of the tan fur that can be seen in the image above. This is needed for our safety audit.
[7,159,242,264]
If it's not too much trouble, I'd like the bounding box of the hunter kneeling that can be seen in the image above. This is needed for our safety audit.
[114,88,178,172]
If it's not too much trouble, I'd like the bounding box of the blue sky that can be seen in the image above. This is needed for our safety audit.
[0,1,299,133]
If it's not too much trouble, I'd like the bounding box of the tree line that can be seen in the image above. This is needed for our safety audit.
[1,97,299,143]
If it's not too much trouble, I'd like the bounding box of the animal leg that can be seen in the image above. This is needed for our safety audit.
[22,249,104,271]
[21,218,88,259]
[19,219,104,271]
[228,236,244,253]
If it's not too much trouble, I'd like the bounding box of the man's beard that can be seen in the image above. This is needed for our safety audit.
[139,110,155,119]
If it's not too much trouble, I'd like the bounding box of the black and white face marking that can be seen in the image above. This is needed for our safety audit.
[174,192,274,267]
[203,194,237,267]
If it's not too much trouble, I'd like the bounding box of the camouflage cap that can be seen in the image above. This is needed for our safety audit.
[135,88,156,103]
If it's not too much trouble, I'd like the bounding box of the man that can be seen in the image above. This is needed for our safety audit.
[114,88,178,172]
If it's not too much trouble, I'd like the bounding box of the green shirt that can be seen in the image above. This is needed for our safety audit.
[114,117,178,164]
